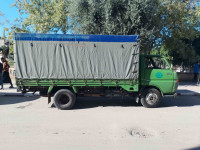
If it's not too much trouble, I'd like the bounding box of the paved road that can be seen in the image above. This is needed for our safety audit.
[0,95,200,150]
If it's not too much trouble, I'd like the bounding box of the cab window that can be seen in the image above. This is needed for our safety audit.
[145,57,170,69]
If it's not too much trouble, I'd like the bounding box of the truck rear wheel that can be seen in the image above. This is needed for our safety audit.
[53,89,76,110]
[141,88,161,108]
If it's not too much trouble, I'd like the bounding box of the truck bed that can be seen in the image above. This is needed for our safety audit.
[14,33,139,80]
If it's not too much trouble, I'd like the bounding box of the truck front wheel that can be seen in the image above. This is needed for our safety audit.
[53,89,76,110]
[141,88,161,108]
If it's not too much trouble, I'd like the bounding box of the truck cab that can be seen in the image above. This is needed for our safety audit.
[138,55,178,107]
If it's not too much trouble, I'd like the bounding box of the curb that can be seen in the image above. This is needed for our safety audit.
[177,93,200,96]
[0,93,23,96]
[0,93,40,97]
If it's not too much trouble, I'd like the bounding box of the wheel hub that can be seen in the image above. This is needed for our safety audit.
[146,93,158,105]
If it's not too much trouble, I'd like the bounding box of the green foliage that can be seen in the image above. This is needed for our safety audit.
[6,17,31,55]
[14,0,69,33]
[11,0,200,65]
[7,58,14,67]
[52,0,69,34]
[151,45,172,62]
[159,0,200,65]
[0,11,3,26]
[70,0,200,64]
[0,11,10,27]
[70,0,162,52]
[0,46,9,56]
[192,36,200,56]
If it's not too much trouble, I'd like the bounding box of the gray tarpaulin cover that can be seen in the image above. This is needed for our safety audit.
[14,33,139,80]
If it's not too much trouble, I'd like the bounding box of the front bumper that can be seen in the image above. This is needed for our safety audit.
[164,93,177,98]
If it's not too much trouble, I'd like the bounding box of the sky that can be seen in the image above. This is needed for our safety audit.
[0,0,19,37]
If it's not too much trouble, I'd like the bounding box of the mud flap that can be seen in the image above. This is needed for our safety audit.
[48,94,51,104]
[136,97,140,103]
[47,85,54,104]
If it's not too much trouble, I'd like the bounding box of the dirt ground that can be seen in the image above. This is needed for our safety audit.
[0,94,200,150]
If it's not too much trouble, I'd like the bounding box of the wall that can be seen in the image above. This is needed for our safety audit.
[0,39,4,47]
[177,72,194,82]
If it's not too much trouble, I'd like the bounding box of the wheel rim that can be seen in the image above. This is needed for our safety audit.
[59,94,70,105]
[146,93,158,105]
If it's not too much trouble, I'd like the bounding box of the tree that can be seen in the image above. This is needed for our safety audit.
[52,0,69,34]
[157,0,200,65]
[70,0,200,63]
[70,0,162,53]
[0,11,10,26]
[0,11,3,25]
[7,17,31,55]
[192,36,200,56]
[0,46,9,57]
[12,0,200,65]
[13,0,70,33]
[151,45,173,62]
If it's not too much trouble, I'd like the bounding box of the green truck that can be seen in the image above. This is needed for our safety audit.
[14,33,178,109]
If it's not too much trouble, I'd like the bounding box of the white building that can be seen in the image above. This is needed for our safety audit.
[0,39,4,47]
[0,39,3,60]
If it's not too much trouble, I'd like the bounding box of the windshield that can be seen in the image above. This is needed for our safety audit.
[145,57,170,69]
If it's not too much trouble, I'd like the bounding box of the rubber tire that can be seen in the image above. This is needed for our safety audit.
[53,89,76,110]
[140,88,161,108]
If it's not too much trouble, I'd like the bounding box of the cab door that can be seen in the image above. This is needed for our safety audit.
[143,56,174,94]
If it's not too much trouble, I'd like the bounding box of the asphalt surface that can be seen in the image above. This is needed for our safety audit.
[0,95,200,150]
